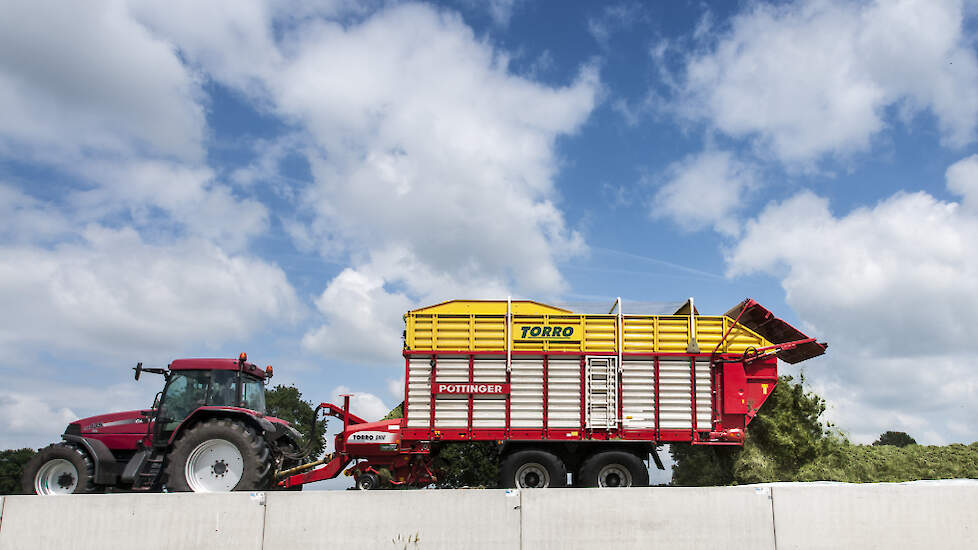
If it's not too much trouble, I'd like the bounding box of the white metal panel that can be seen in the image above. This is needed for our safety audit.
[472,357,507,428]
[510,357,544,428]
[658,357,693,429]
[621,359,654,429]
[406,356,431,428]
[547,358,580,428]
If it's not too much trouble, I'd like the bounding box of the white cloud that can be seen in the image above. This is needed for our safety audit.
[679,0,978,165]
[651,150,758,235]
[386,377,405,400]
[0,0,204,162]
[0,225,301,362]
[302,267,413,365]
[332,385,390,422]
[261,4,598,362]
[0,392,77,449]
[946,154,978,210]
[72,160,269,252]
[727,156,978,443]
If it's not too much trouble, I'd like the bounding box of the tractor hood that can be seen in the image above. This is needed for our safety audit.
[66,409,150,436]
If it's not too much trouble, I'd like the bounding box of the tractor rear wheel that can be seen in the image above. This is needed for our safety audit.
[165,418,273,492]
[21,443,98,495]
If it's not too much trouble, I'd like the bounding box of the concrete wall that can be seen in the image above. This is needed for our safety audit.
[0,484,975,550]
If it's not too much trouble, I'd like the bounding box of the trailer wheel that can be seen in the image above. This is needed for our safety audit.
[498,450,567,489]
[165,418,273,492]
[21,443,98,495]
[356,472,382,490]
[577,451,649,488]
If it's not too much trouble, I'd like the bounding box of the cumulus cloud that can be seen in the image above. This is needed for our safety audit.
[651,150,758,235]
[332,385,391,422]
[727,155,978,443]
[0,225,300,362]
[678,0,978,165]
[0,392,77,448]
[260,5,598,363]
[0,0,204,162]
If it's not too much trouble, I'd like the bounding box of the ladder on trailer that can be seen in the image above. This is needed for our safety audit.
[585,356,618,429]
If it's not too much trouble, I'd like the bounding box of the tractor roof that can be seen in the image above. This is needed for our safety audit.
[168,358,266,379]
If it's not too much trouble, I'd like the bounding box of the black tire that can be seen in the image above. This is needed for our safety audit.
[498,450,567,489]
[164,418,273,492]
[576,450,649,488]
[356,472,382,490]
[21,443,98,495]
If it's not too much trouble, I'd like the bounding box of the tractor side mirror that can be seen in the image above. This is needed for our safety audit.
[134,362,143,380]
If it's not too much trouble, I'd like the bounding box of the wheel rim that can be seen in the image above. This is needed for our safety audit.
[597,464,633,487]
[34,458,78,495]
[185,439,244,492]
[515,462,550,488]
[357,475,377,490]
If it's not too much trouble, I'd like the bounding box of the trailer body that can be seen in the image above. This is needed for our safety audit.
[285,298,826,489]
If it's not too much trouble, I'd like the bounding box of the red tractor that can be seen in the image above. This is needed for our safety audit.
[22,354,305,494]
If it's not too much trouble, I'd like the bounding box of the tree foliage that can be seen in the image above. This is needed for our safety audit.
[671,376,976,485]
[671,375,831,485]
[432,442,500,488]
[873,431,917,448]
[265,384,327,458]
[0,448,36,495]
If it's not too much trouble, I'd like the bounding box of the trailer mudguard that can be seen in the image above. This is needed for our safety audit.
[62,434,121,485]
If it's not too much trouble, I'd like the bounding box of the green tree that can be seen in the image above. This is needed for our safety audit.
[873,431,917,447]
[265,385,327,458]
[0,448,36,495]
[432,442,500,488]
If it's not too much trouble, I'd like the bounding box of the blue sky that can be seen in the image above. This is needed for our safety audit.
[3,0,978,484]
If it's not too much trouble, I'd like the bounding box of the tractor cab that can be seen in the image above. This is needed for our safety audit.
[149,356,270,440]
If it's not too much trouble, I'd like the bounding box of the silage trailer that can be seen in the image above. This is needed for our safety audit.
[282,297,827,489]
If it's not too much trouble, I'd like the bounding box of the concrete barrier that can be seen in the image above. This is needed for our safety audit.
[0,493,266,550]
[772,484,978,550]
[262,489,521,550]
[1,484,977,549]
[520,486,776,550]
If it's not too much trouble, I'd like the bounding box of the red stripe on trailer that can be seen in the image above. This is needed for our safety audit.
[579,356,586,432]
[617,357,624,438]
[653,356,660,440]
[543,355,549,439]
[690,357,697,441]
[504,366,511,438]
[428,355,436,437]
[467,354,474,438]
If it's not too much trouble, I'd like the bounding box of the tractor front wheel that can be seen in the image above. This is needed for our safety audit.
[165,418,273,492]
[21,443,97,495]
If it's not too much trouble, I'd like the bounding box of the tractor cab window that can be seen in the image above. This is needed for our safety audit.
[241,376,266,414]
[157,371,209,428]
